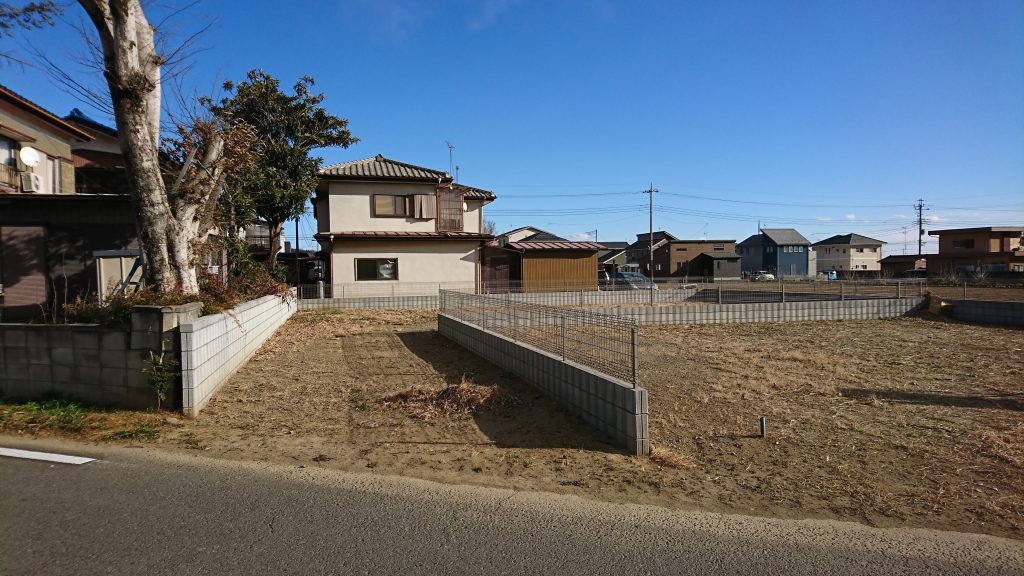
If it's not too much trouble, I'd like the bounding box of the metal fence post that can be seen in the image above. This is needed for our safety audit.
[841,282,845,301]
[630,325,638,389]
[781,282,786,303]
[718,286,723,304]
[317,280,324,299]
[919,282,923,297]
[560,315,566,360]
[963,281,968,299]
[897,281,902,299]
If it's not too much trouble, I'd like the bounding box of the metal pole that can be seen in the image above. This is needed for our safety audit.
[630,325,638,389]
[841,282,845,301]
[560,316,566,360]
[718,286,723,304]
[294,216,300,291]
[781,282,786,303]
[645,183,656,306]
[963,281,967,299]
[897,281,902,299]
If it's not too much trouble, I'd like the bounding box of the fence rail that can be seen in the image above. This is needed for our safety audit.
[440,290,639,385]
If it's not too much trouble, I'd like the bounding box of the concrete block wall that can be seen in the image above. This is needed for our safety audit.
[949,300,1024,327]
[180,294,295,416]
[438,314,649,455]
[0,325,154,408]
[596,297,924,325]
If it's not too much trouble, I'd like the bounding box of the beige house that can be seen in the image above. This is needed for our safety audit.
[812,233,885,274]
[313,155,495,294]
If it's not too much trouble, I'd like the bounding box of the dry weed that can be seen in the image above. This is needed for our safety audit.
[381,379,519,420]
[649,447,694,469]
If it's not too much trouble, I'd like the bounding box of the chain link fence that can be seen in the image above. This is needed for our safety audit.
[440,290,639,386]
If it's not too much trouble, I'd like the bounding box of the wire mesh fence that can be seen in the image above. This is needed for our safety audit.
[440,290,639,386]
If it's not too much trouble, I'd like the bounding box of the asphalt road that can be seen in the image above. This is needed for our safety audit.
[1,441,1021,576]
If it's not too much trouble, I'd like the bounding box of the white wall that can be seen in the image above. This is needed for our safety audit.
[464,200,483,233]
[814,244,883,271]
[322,181,438,232]
[180,294,296,416]
[330,240,479,285]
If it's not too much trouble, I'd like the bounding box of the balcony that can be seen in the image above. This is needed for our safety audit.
[0,164,17,190]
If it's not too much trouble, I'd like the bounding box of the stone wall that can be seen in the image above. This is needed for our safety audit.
[949,300,1024,327]
[438,314,649,455]
[180,294,295,417]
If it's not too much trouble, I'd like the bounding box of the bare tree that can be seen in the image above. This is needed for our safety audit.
[76,0,226,293]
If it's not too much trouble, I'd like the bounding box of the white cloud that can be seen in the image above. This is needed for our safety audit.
[845,213,857,221]
[566,231,595,241]
[926,214,946,222]
[467,0,522,31]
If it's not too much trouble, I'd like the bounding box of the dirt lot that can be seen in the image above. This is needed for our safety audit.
[141,310,1024,539]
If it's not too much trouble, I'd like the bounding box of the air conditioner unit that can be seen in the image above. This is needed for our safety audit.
[20,173,42,193]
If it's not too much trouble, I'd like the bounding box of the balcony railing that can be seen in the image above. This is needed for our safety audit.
[0,164,17,189]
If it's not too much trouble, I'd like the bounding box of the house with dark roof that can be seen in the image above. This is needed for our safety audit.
[1,88,138,320]
[312,154,496,292]
[737,228,812,277]
[926,226,1024,275]
[626,231,739,279]
[480,228,604,292]
[625,231,678,275]
[597,241,629,274]
[812,233,885,275]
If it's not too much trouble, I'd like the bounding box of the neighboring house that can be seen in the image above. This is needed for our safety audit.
[663,239,737,278]
[879,254,927,277]
[481,227,604,292]
[812,233,885,275]
[625,231,677,276]
[926,227,1024,275]
[0,87,138,320]
[243,220,288,255]
[597,241,628,274]
[687,252,742,280]
[312,155,495,291]
[737,228,811,277]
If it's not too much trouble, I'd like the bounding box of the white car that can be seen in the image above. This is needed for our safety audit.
[752,271,776,282]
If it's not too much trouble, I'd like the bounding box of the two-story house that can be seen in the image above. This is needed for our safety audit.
[312,155,496,293]
[625,231,677,276]
[926,226,1024,275]
[1,88,137,320]
[737,228,812,277]
[812,233,885,275]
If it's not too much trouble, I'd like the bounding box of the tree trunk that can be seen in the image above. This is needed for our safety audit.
[266,220,284,274]
[78,0,219,295]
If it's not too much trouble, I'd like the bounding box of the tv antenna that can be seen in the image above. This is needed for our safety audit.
[445,141,455,176]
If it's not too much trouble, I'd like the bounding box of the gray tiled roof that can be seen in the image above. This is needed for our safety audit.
[507,241,605,251]
[451,183,496,201]
[812,233,886,247]
[321,154,449,180]
[760,228,810,246]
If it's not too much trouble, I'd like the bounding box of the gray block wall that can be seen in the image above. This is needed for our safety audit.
[438,314,649,455]
[597,297,924,325]
[949,300,1024,327]
[0,325,154,408]
[180,294,296,416]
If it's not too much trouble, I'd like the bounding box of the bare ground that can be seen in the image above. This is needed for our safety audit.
[134,310,1022,539]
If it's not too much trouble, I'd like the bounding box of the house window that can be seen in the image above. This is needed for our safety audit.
[355,258,398,281]
[952,239,975,249]
[856,248,864,253]
[676,247,687,251]
[372,195,411,217]
[713,243,724,251]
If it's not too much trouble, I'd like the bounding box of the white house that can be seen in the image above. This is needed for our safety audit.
[812,233,885,274]
[313,155,495,294]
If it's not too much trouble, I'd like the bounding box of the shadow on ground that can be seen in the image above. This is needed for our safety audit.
[396,330,618,453]
[841,387,1024,411]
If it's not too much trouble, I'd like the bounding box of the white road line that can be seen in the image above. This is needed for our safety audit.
[0,447,95,465]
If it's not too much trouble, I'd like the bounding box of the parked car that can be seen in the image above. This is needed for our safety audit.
[600,271,659,290]
[752,271,776,282]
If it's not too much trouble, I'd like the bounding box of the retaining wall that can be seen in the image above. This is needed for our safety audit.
[180,295,296,416]
[949,300,1024,327]
[438,314,649,455]
[595,297,924,325]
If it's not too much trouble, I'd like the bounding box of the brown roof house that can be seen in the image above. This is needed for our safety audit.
[626,231,738,279]
[926,227,1024,276]
[313,155,496,295]
[481,226,604,292]
[0,88,138,320]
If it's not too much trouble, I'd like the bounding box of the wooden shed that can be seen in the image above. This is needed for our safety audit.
[482,238,604,292]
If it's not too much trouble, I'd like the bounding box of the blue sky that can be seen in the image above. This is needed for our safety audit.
[5,0,1023,252]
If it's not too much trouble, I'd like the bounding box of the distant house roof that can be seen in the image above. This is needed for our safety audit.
[0,85,93,142]
[626,231,678,252]
[694,251,741,260]
[879,255,927,263]
[737,234,763,247]
[760,228,810,246]
[507,241,605,251]
[522,230,566,241]
[599,248,626,263]
[63,108,117,137]
[315,231,492,241]
[813,233,886,247]
[599,241,629,250]
[928,226,1024,236]
[320,154,449,180]
[450,182,496,201]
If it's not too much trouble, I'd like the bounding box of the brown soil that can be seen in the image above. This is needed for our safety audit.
[104,309,1023,539]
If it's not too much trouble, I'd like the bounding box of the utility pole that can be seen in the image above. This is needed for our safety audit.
[915,199,926,255]
[643,183,657,305]
[902,227,908,255]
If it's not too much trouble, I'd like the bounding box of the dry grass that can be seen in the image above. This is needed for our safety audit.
[381,378,520,420]
[649,447,693,469]
[0,398,171,442]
